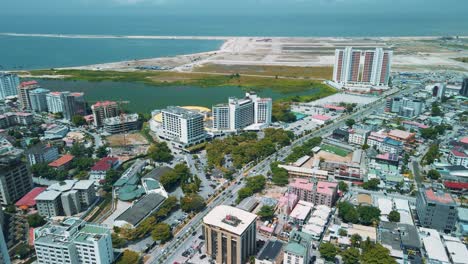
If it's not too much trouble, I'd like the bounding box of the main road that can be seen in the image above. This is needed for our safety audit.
[147,85,418,264]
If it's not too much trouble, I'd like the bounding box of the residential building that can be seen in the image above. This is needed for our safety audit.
[114,193,167,228]
[17,80,39,110]
[419,228,450,264]
[46,92,64,113]
[160,106,206,148]
[0,138,33,205]
[447,147,468,167]
[91,101,119,127]
[430,83,446,99]
[15,187,47,212]
[212,92,272,131]
[385,96,424,117]
[367,132,403,154]
[103,113,139,134]
[378,222,421,261]
[333,47,361,84]
[0,112,34,128]
[388,129,415,144]
[89,157,120,184]
[35,180,96,217]
[289,178,338,207]
[203,205,257,264]
[62,92,86,120]
[44,125,69,139]
[278,164,328,180]
[416,188,458,233]
[34,218,114,264]
[29,88,50,112]
[460,78,468,97]
[25,143,59,166]
[348,128,370,146]
[256,240,284,264]
[0,72,19,100]
[48,154,75,170]
[283,229,313,264]
[361,48,393,86]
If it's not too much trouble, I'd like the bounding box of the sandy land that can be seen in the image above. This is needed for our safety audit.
[53,36,468,73]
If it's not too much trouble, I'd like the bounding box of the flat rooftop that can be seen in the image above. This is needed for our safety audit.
[203,205,257,236]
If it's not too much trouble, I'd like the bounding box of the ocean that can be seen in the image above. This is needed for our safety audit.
[0,9,467,70]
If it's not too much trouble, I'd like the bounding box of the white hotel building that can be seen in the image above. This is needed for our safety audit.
[0,73,19,100]
[160,106,206,148]
[212,92,272,132]
[34,218,114,264]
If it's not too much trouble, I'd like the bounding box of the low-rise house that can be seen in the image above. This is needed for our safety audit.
[447,147,468,167]
[378,222,421,261]
[89,157,120,184]
[348,128,370,146]
[255,240,284,264]
[48,154,74,170]
[15,187,46,212]
[283,229,313,264]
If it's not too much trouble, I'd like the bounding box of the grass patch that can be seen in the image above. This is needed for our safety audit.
[194,64,333,80]
[321,144,351,157]
[26,69,335,94]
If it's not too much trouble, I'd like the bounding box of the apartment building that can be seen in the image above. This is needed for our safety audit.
[0,72,19,100]
[25,143,59,166]
[34,218,114,264]
[91,101,119,127]
[160,106,206,148]
[283,229,313,264]
[289,178,338,207]
[103,113,139,134]
[17,80,39,110]
[416,188,458,233]
[348,128,370,146]
[29,88,50,112]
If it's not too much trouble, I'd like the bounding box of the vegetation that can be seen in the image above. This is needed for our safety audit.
[117,250,141,264]
[181,193,206,213]
[270,162,289,186]
[206,129,293,169]
[31,163,68,181]
[423,144,440,165]
[237,175,266,203]
[285,136,322,162]
[342,247,360,264]
[257,205,275,221]
[345,118,356,128]
[71,115,87,126]
[95,145,109,158]
[338,202,381,226]
[153,196,178,220]
[427,169,441,180]
[454,57,468,63]
[151,223,172,243]
[431,102,443,116]
[319,242,338,261]
[272,102,297,123]
[112,233,127,248]
[388,210,400,222]
[362,178,380,191]
[148,141,173,163]
[420,124,452,140]
[159,164,199,193]
[27,213,46,228]
[338,181,349,192]
[360,243,397,264]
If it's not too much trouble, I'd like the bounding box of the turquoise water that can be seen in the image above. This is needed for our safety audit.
[293,112,307,120]
[35,79,319,113]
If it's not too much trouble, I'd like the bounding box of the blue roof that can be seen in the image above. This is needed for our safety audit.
[458,207,468,223]
[384,137,403,146]
[31,88,50,93]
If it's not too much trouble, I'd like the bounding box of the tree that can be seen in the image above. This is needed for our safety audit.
[27,213,46,228]
[271,162,289,186]
[360,243,397,264]
[151,223,172,243]
[357,205,381,226]
[148,142,173,162]
[160,170,181,190]
[319,242,337,261]
[431,102,443,117]
[14,243,30,259]
[181,193,205,213]
[96,145,109,158]
[388,210,400,222]
[362,179,380,191]
[257,205,275,221]
[112,233,127,248]
[423,144,440,165]
[272,102,296,123]
[338,202,359,224]
[72,115,86,126]
[362,143,370,150]
[420,127,438,140]
[338,228,348,236]
[427,169,441,180]
[338,181,349,192]
[342,247,360,264]
[245,175,266,193]
[350,234,362,247]
[237,187,254,203]
[345,118,356,128]
[117,250,141,264]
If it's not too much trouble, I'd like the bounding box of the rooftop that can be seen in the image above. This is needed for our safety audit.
[163,106,204,119]
[420,229,449,263]
[316,181,337,196]
[444,181,468,190]
[20,80,38,87]
[103,113,139,125]
[450,148,467,158]
[115,193,166,226]
[389,129,414,140]
[445,241,468,264]
[203,205,257,236]
[15,187,47,207]
[35,190,61,201]
[424,188,456,205]
[290,178,313,191]
[91,157,119,171]
[48,154,74,168]
[92,101,118,108]
[311,114,331,121]
[290,200,314,221]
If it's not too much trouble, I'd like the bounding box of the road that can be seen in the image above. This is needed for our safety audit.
[147,86,417,263]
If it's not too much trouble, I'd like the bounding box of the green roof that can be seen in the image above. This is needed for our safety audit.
[386,174,404,183]
[144,179,160,190]
[118,187,145,201]
[284,242,306,256]
[113,178,128,187]
[80,224,109,235]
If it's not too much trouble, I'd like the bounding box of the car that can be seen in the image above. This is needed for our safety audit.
[200,255,207,259]
[198,235,205,240]
[192,231,197,236]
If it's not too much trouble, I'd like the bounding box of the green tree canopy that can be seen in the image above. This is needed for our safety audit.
[181,193,205,213]
[72,115,87,126]
[319,242,337,261]
[270,162,289,186]
[357,205,381,226]
[96,145,109,158]
[427,169,441,180]
[257,205,275,221]
[27,213,46,228]
[338,181,348,192]
[360,243,397,264]
[388,210,400,222]
[148,142,173,162]
[117,250,141,264]
[362,179,380,191]
[342,247,360,264]
[345,119,356,128]
[151,223,172,243]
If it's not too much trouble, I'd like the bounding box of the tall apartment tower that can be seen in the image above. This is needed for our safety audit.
[46,92,64,114]
[416,188,458,233]
[161,106,206,148]
[61,92,86,120]
[0,72,19,100]
[34,218,114,264]
[0,138,33,205]
[212,92,272,132]
[333,47,361,84]
[460,78,468,97]
[203,205,257,264]
[0,207,11,264]
[29,88,50,112]
[91,101,119,127]
[17,80,40,110]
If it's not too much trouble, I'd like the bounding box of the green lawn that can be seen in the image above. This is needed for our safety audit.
[321,144,351,157]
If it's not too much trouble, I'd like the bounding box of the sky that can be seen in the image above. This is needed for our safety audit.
[2,0,466,15]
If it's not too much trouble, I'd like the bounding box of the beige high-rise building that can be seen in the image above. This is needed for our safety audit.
[203,205,257,264]
[17,80,40,110]
[91,101,119,127]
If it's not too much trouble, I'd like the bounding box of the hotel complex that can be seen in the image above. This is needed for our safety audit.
[160,106,206,148]
[333,47,392,86]
[212,92,272,132]
[203,205,257,264]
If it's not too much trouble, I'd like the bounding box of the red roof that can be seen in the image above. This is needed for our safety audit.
[324,104,346,111]
[451,148,467,158]
[444,181,468,190]
[92,101,117,108]
[461,137,468,144]
[91,157,118,171]
[425,189,455,204]
[312,114,331,121]
[20,81,38,87]
[15,187,46,207]
[48,154,74,167]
